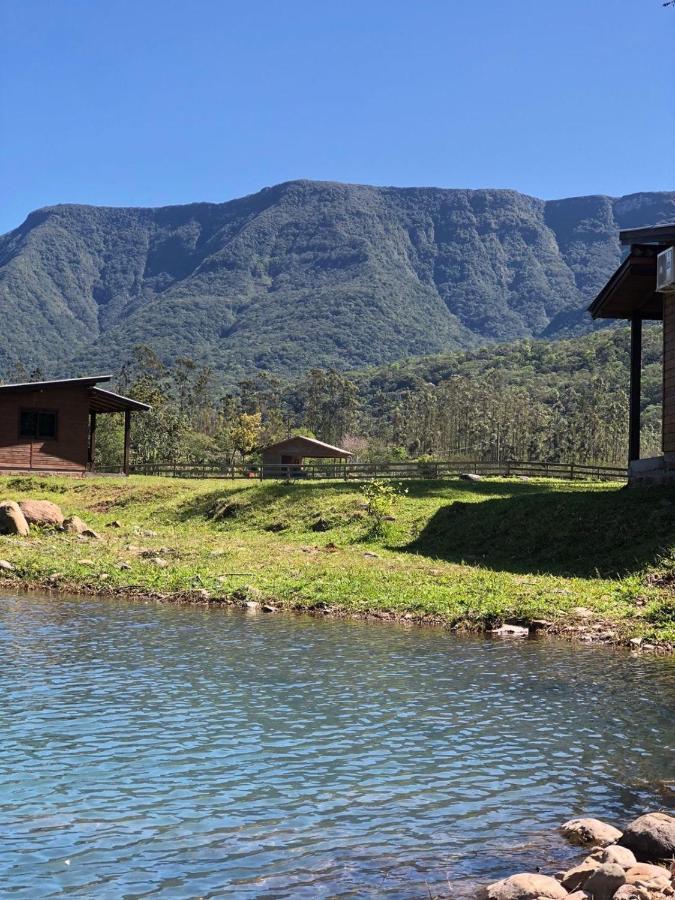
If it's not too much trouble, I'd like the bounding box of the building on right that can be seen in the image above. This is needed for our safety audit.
[589,223,675,485]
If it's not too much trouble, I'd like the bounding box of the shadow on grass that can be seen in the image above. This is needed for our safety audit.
[173,477,555,524]
[406,486,675,578]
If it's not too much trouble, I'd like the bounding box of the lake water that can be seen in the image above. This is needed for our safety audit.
[1,593,673,899]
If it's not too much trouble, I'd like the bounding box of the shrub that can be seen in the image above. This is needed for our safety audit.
[360,479,407,536]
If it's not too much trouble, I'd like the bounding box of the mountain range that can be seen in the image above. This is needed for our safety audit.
[1,180,673,382]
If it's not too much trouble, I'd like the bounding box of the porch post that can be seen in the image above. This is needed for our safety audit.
[628,314,642,464]
[88,411,97,470]
[123,410,131,475]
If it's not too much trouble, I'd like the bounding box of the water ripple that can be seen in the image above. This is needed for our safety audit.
[0,593,673,898]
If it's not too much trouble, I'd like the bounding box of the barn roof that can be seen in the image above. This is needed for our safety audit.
[261,435,352,458]
[588,223,674,321]
[0,375,151,413]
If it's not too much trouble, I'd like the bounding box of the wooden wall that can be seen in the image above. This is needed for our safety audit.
[664,295,675,455]
[0,386,90,472]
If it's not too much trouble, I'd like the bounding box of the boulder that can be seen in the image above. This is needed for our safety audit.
[562,858,600,892]
[581,863,627,900]
[493,624,529,637]
[565,894,590,900]
[62,515,89,535]
[596,846,637,869]
[459,472,482,481]
[624,863,672,889]
[561,818,623,848]
[18,499,64,526]
[0,501,30,536]
[0,559,15,571]
[483,873,569,900]
[619,813,675,863]
[612,887,642,900]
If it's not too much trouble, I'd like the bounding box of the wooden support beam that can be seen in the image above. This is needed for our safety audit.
[88,411,97,470]
[629,315,642,463]
[123,409,131,475]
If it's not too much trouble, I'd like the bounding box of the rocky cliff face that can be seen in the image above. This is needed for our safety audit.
[1,181,673,381]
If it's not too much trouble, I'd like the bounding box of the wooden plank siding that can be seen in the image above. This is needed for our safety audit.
[0,385,90,473]
[664,295,675,454]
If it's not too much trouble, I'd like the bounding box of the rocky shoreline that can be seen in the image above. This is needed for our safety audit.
[481,812,675,900]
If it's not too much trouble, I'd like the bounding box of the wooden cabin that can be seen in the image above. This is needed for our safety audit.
[589,223,675,485]
[260,435,352,477]
[0,375,150,475]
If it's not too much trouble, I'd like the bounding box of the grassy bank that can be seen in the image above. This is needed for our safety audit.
[0,474,674,646]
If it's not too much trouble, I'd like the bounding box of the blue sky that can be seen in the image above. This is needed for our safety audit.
[1,0,673,234]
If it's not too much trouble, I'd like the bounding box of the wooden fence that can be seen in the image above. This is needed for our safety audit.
[100,459,628,482]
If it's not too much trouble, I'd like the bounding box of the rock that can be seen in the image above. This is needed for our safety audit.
[149,557,168,568]
[245,601,260,610]
[382,514,396,521]
[78,559,95,566]
[596,846,637,869]
[582,863,626,900]
[0,501,30,536]
[118,562,131,571]
[18,499,64,526]
[141,529,158,537]
[483,873,568,900]
[611,888,641,900]
[363,551,380,558]
[459,472,482,481]
[493,624,529,637]
[262,604,277,613]
[62,515,89,534]
[107,520,122,528]
[561,818,623,848]
[565,893,590,900]
[311,518,331,532]
[619,813,675,863]
[571,607,595,620]
[81,529,101,540]
[0,559,15,571]
[562,857,600,891]
[624,863,673,888]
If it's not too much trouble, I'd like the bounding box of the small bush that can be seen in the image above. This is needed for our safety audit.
[360,479,407,536]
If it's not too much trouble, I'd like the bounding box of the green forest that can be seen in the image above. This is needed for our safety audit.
[89,325,662,469]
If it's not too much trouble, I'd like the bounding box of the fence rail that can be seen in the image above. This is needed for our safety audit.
[97,459,628,482]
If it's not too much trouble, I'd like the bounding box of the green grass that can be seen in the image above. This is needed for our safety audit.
[0,474,673,646]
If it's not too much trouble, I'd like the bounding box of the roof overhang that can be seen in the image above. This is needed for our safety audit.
[588,246,664,320]
[260,435,353,458]
[0,375,150,413]
[88,387,151,413]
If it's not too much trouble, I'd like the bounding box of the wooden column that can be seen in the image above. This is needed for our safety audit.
[123,409,131,475]
[628,315,642,463]
[664,295,675,455]
[88,412,97,470]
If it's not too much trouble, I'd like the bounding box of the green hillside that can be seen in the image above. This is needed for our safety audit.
[1,181,673,381]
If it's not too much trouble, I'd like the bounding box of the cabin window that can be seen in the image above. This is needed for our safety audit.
[19,409,58,439]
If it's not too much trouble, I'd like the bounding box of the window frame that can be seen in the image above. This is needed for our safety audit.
[18,408,59,441]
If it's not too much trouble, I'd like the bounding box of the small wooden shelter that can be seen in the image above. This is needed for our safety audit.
[0,375,150,475]
[260,435,352,477]
[589,223,675,484]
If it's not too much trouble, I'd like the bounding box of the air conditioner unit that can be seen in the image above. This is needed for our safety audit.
[656,246,675,293]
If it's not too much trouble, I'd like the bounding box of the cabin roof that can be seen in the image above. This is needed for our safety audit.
[261,435,352,458]
[0,375,151,413]
[588,223,674,321]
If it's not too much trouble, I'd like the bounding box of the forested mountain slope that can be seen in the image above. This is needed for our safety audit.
[0,181,673,381]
